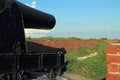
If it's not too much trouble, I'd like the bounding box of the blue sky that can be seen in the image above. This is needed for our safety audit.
[19,0,120,39]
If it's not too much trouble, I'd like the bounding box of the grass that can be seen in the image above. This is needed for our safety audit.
[26,36,82,40]
[65,41,110,80]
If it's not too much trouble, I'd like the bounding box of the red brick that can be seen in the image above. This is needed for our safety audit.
[106,55,120,63]
[106,46,120,54]
[107,64,119,72]
[27,40,99,51]
[106,73,120,80]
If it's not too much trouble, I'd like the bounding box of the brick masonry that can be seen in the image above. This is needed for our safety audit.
[106,45,120,80]
[27,40,99,51]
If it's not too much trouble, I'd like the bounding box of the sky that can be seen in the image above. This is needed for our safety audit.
[18,0,120,39]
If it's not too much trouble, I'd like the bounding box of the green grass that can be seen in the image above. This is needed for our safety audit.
[65,41,110,80]
[26,36,82,40]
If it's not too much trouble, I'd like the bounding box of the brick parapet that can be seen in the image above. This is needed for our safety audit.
[106,45,120,80]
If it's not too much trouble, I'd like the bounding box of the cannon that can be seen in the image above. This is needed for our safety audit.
[0,0,66,80]
[0,0,56,53]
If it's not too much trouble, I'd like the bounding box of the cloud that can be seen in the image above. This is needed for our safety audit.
[25,1,36,8]
[25,29,54,37]
[31,1,36,8]
[25,29,53,33]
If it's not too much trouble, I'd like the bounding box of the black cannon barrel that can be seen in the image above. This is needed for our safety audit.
[0,0,56,30]
[15,1,56,30]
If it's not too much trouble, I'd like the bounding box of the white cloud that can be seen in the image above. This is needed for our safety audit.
[25,29,53,33]
[25,1,36,8]
[25,29,54,37]
[31,1,36,8]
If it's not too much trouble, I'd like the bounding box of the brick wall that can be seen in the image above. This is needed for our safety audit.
[106,45,120,80]
[27,40,99,51]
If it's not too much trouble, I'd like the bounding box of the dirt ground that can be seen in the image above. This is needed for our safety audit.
[64,74,91,80]
[29,73,91,80]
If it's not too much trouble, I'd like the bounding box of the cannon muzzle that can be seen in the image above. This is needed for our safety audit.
[0,0,56,30]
